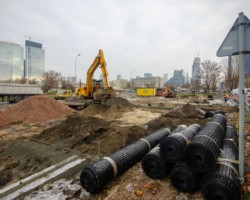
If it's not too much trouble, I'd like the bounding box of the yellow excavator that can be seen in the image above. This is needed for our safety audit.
[76,49,112,100]
[163,84,176,98]
[65,49,114,109]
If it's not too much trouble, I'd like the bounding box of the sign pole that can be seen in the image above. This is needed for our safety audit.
[238,12,245,181]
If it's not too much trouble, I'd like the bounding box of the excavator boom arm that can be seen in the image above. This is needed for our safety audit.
[85,50,110,95]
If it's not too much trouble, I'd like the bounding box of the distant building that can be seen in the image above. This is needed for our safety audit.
[245,54,250,78]
[191,56,201,80]
[163,73,168,84]
[131,76,163,88]
[167,69,185,87]
[185,72,190,84]
[67,76,76,85]
[0,41,24,81]
[25,40,45,81]
[117,75,121,80]
[144,73,153,78]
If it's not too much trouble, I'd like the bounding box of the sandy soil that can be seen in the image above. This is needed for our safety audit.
[0,95,248,199]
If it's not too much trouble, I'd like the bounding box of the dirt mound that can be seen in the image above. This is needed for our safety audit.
[107,97,135,107]
[35,114,149,155]
[1,95,74,126]
[164,103,202,118]
[80,97,135,118]
[81,104,109,116]
[0,111,13,127]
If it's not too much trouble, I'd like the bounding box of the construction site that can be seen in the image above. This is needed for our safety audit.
[0,92,249,200]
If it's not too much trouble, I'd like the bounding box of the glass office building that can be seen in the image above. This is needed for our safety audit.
[25,40,45,81]
[0,41,24,81]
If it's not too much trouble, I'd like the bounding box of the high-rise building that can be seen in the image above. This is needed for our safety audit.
[0,41,24,81]
[117,75,121,80]
[192,56,201,79]
[25,40,45,81]
[185,72,190,84]
[167,69,186,87]
[163,73,168,84]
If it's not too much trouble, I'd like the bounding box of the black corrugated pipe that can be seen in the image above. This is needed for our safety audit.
[184,114,227,173]
[200,126,240,200]
[224,125,238,141]
[80,128,170,194]
[173,124,187,133]
[169,161,200,192]
[204,110,225,118]
[160,124,201,163]
[141,146,171,179]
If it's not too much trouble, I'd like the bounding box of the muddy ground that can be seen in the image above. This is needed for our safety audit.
[0,94,248,199]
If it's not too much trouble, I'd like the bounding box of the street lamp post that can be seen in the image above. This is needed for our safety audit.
[11,69,13,82]
[75,53,81,85]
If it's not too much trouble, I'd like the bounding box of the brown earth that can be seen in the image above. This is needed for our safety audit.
[0,95,75,127]
[0,110,12,127]
[0,95,246,199]
[34,114,149,156]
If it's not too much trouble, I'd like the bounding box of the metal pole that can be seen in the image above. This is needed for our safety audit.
[238,12,245,181]
[228,56,232,89]
[75,54,80,85]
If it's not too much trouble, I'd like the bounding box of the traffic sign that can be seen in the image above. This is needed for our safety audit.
[217,14,250,57]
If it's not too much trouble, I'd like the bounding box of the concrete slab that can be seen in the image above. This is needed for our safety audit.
[0,155,86,200]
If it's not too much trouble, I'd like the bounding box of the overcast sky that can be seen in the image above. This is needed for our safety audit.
[0,0,249,81]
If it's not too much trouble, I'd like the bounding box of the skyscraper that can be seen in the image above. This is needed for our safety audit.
[163,73,168,84]
[167,69,185,87]
[25,40,45,81]
[0,41,24,81]
[192,56,201,79]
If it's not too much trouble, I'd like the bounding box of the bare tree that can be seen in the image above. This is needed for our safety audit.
[41,70,60,92]
[221,56,239,90]
[61,80,75,91]
[191,71,202,93]
[201,60,221,92]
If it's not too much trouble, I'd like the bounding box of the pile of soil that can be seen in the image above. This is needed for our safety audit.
[0,111,12,127]
[164,103,203,118]
[35,114,149,155]
[106,97,135,107]
[81,97,135,118]
[0,96,75,127]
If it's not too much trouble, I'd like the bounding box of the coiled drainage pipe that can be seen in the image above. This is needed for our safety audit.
[141,146,171,179]
[160,124,201,163]
[184,114,227,173]
[169,161,200,192]
[80,128,170,193]
[201,126,240,200]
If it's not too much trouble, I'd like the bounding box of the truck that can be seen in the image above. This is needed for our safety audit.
[0,83,43,103]
[54,90,72,100]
